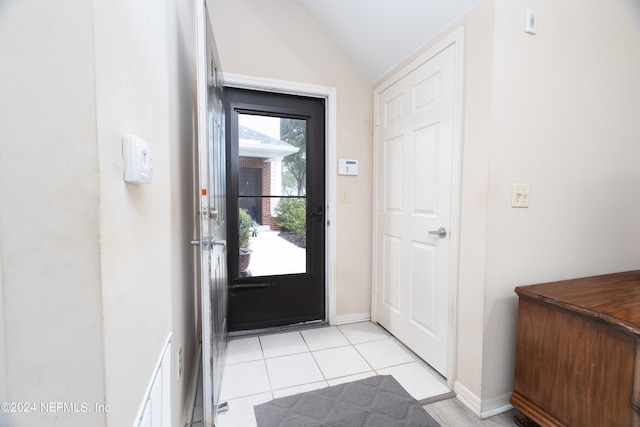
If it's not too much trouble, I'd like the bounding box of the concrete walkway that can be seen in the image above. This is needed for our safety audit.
[246,229,306,276]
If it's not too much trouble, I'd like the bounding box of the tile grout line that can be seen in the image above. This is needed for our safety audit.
[350,338,379,374]
[257,334,275,400]
[301,331,331,385]
[312,326,376,382]
[260,331,331,396]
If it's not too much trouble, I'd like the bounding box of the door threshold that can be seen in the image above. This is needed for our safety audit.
[228,320,326,339]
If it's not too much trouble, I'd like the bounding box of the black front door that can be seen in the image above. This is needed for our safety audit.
[225,87,326,331]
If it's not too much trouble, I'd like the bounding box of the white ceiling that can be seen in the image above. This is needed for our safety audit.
[297,0,480,82]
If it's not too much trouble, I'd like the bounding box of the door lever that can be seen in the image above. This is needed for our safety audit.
[190,237,226,247]
[308,205,323,222]
[428,227,447,238]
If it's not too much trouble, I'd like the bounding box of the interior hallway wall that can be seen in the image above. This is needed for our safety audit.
[209,0,374,319]
[94,0,173,423]
[95,0,198,425]
[482,0,640,403]
[0,1,107,425]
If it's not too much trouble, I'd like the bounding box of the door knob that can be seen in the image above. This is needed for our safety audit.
[428,227,447,238]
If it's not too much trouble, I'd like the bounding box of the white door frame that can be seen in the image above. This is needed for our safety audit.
[372,27,464,387]
[221,73,338,326]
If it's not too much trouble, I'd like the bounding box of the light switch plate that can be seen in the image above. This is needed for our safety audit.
[525,9,537,34]
[512,183,530,208]
[340,188,350,203]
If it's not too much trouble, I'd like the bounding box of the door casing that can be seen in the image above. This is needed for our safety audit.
[222,73,338,326]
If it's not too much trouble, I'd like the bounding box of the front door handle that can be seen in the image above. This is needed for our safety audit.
[309,205,323,222]
[428,227,447,238]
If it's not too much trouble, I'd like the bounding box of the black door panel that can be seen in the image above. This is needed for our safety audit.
[224,88,326,331]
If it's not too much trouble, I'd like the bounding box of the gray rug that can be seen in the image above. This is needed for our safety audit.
[254,375,441,427]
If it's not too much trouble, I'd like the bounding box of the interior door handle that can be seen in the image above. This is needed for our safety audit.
[190,238,226,247]
[428,227,447,238]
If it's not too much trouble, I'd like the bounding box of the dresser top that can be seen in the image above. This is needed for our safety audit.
[516,270,640,335]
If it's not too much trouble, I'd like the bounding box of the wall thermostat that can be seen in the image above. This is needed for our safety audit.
[338,159,358,176]
[122,135,153,184]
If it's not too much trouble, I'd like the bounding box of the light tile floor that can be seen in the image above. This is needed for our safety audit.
[191,322,451,427]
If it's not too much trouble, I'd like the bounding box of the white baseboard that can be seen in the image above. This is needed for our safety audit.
[333,312,371,325]
[453,381,482,417]
[182,344,202,426]
[453,381,513,419]
[480,392,513,418]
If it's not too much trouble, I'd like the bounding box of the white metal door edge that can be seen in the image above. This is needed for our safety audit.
[182,343,202,426]
[194,1,215,425]
[222,73,338,326]
[371,26,465,387]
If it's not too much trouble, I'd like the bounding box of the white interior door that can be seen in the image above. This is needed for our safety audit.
[374,38,461,378]
[195,1,227,426]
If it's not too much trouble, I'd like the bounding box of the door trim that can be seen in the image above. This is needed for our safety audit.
[222,73,337,326]
[372,27,464,387]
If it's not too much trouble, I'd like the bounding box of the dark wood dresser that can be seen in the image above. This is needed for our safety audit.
[510,271,640,427]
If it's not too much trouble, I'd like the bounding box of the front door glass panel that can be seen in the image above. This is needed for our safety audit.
[237,114,307,277]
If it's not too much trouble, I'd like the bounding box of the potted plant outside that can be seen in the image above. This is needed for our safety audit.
[238,208,258,274]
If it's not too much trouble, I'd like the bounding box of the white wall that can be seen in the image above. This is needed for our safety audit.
[209,0,374,319]
[93,0,174,424]
[483,0,640,402]
[0,1,107,425]
[94,0,199,425]
[0,0,198,425]
[453,0,495,403]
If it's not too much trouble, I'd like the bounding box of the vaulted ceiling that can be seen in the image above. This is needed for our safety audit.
[296,0,481,82]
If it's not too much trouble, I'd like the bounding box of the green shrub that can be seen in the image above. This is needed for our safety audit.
[274,198,306,237]
[238,208,257,248]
